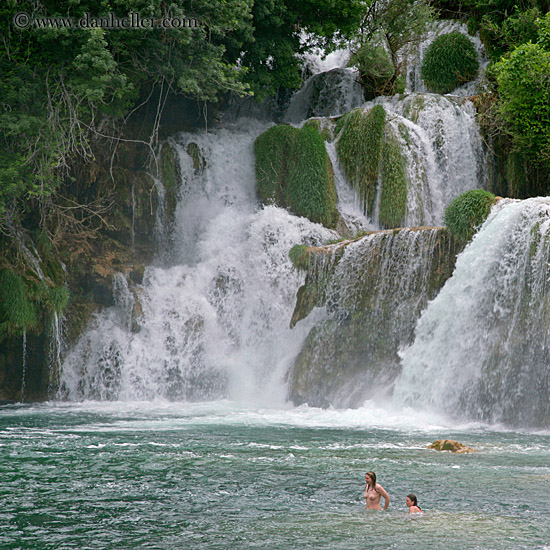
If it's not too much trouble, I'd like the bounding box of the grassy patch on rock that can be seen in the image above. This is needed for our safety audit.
[254,124,338,228]
[335,106,386,216]
[443,189,496,241]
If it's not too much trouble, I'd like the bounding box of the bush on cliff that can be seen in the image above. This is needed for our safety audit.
[254,124,338,228]
[421,32,479,93]
[0,270,37,339]
[443,189,495,241]
[336,106,386,216]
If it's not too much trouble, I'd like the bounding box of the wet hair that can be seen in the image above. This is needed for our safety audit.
[407,494,421,509]
[366,471,377,487]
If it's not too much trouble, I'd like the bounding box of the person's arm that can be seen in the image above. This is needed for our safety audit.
[377,484,390,510]
[363,485,368,500]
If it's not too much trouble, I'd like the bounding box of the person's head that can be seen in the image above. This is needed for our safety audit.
[365,471,377,486]
[406,494,418,507]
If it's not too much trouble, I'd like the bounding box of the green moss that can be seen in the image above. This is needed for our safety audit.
[159,142,180,223]
[159,143,177,192]
[254,124,297,206]
[379,129,408,229]
[0,269,37,338]
[443,189,496,241]
[186,142,205,172]
[289,244,312,272]
[334,112,353,139]
[254,124,338,228]
[421,32,479,94]
[336,106,386,216]
[286,126,338,227]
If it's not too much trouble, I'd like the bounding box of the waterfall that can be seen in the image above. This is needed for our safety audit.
[288,227,459,408]
[59,120,336,403]
[374,93,488,225]
[394,198,550,427]
[47,311,64,396]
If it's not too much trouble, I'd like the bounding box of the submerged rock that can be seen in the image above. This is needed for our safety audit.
[428,439,475,453]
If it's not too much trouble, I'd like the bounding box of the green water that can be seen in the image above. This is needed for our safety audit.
[1,401,549,549]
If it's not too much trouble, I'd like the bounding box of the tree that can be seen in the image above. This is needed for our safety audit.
[348,0,435,97]
[494,41,550,165]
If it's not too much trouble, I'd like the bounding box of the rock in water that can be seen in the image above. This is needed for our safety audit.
[428,439,474,453]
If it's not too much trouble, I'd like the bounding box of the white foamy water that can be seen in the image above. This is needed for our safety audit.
[373,93,488,225]
[394,198,550,427]
[59,121,336,405]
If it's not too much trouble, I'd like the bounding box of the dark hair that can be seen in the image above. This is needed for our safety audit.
[366,471,377,487]
[407,494,421,509]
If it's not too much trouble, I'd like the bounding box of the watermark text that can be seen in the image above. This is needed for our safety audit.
[13,11,199,30]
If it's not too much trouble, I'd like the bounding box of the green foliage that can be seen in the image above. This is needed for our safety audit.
[443,189,496,241]
[254,125,297,206]
[286,126,338,227]
[349,43,396,99]
[379,129,408,228]
[289,244,312,272]
[538,12,550,50]
[349,0,434,99]
[470,4,547,60]
[421,32,479,94]
[236,0,364,97]
[336,106,386,216]
[494,42,550,165]
[254,124,338,228]
[356,0,435,65]
[0,269,37,338]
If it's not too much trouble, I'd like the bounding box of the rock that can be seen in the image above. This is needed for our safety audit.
[428,439,475,453]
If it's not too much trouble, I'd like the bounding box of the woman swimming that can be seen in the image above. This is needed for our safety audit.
[363,471,390,510]
[406,494,423,513]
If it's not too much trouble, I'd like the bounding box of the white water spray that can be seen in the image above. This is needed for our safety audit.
[394,198,550,426]
[59,121,336,404]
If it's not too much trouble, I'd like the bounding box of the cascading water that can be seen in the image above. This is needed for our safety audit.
[393,198,550,427]
[60,32,489,408]
[59,121,336,404]
[288,226,459,408]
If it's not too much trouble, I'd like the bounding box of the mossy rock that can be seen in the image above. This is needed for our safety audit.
[254,124,339,228]
[428,439,475,453]
[421,32,479,94]
[187,142,205,172]
[336,106,386,216]
[379,127,408,229]
[443,189,496,241]
[159,142,180,224]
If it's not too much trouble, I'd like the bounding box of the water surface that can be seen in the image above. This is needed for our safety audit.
[2,401,549,549]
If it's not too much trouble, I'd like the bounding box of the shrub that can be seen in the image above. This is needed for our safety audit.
[349,44,396,100]
[443,189,495,241]
[336,106,386,216]
[254,124,338,228]
[494,42,550,165]
[0,269,37,338]
[379,129,408,228]
[421,32,479,93]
